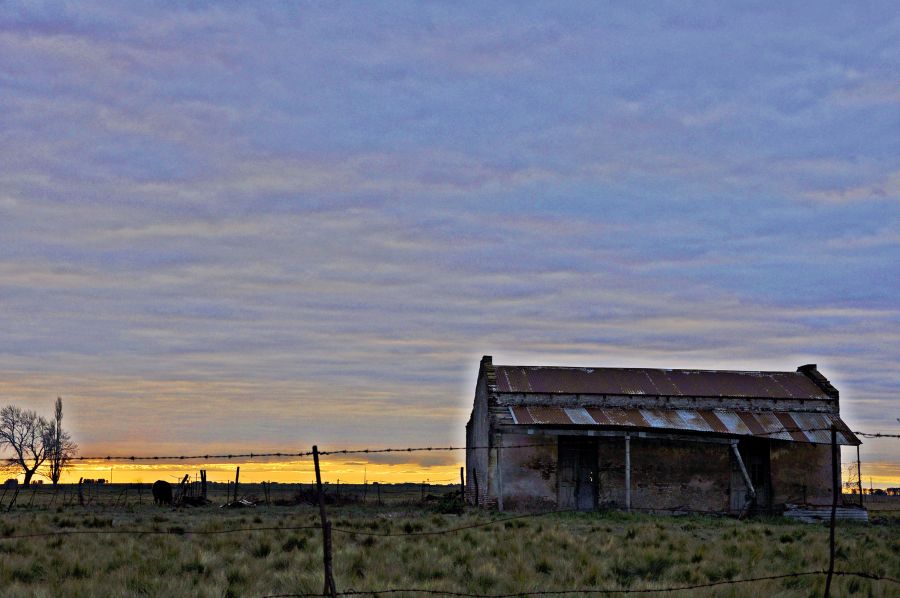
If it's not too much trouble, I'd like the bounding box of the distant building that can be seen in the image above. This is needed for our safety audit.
[465,356,859,514]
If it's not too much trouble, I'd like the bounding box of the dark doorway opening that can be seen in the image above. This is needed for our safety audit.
[558,436,598,510]
[732,439,772,513]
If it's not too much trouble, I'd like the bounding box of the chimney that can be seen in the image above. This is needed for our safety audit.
[797,364,840,406]
[480,355,497,388]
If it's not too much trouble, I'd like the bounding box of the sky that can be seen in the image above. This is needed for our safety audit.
[0,2,898,485]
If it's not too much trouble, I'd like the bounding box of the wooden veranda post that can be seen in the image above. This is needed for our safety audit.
[624,434,631,513]
[313,446,337,598]
[824,425,838,598]
[856,445,863,508]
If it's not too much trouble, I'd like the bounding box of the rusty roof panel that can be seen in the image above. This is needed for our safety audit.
[715,411,753,435]
[736,412,766,436]
[643,370,680,395]
[830,416,859,445]
[697,410,731,434]
[524,406,572,425]
[500,367,532,393]
[679,410,716,433]
[563,407,597,425]
[585,408,613,426]
[510,406,534,425]
[616,409,650,427]
[493,365,830,399]
[754,412,794,442]
[774,412,809,443]
[643,409,687,431]
[505,406,859,445]
[793,413,831,444]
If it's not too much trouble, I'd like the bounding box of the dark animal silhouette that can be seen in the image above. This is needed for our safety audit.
[152,480,173,505]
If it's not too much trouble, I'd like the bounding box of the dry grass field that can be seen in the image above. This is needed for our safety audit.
[0,487,898,597]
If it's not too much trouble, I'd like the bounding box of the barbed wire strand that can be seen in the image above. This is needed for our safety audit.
[40,428,900,463]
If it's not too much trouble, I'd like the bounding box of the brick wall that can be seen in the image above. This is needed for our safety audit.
[770,442,835,507]
[597,437,731,512]
[497,433,558,510]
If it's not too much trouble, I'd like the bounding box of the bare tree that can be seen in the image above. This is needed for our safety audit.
[0,406,50,485]
[46,397,78,485]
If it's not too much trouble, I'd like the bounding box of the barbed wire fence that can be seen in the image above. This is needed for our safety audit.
[0,427,898,597]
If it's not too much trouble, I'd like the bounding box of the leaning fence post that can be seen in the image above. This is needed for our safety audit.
[824,425,838,598]
[313,446,337,598]
[6,485,19,512]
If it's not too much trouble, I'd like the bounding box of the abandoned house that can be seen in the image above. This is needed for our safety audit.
[465,356,860,514]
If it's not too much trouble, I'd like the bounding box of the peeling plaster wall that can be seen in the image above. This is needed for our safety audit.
[770,442,836,507]
[497,433,557,510]
[465,373,491,505]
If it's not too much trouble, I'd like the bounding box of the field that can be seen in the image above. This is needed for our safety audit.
[0,485,898,597]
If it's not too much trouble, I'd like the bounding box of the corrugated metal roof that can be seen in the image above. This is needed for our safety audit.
[508,406,860,446]
[495,366,830,399]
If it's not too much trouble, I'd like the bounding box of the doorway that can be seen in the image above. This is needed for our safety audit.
[731,439,772,513]
[558,436,598,510]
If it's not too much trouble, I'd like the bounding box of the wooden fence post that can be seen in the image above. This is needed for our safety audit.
[460,467,465,506]
[201,470,207,500]
[6,485,19,512]
[313,446,337,598]
[233,467,240,503]
[824,425,838,598]
[376,482,382,506]
[77,477,84,507]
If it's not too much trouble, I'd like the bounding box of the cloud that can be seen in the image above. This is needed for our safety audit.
[0,2,897,480]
